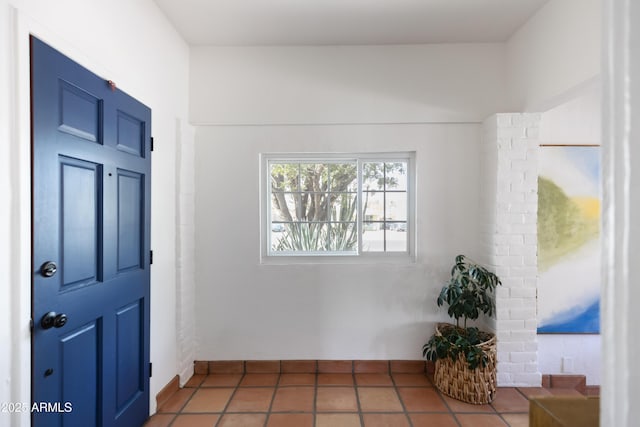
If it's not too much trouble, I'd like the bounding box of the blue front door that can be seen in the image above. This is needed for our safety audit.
[31,37,151,427]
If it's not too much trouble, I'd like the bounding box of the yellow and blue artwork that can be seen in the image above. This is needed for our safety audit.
[537,146,600,334]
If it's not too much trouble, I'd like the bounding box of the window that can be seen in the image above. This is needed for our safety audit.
[262,153,415,260]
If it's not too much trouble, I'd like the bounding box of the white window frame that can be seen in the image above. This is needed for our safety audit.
[260,152,416,264]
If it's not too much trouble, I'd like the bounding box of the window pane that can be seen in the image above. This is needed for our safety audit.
[385,162,408,191]
[271,193,303,221]
[330,193,357,222]
[363,162,385,191]
[266,154,412,257]
[385,192,407,221]
[329,222,357,251]
[300,164,328,191]
[270,163,299,191]
[300,191,328,221]
[386,224,408,252]
[329,163,357,192]
[362,191,384,221]
[362,222,385,252]
[272,223,329,252]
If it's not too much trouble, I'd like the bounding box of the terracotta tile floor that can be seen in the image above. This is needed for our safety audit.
[145,373,592,427]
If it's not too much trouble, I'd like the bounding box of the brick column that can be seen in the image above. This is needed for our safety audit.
[480,113,541,386]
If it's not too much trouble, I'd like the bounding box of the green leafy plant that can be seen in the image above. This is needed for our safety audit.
[423,255,501,369]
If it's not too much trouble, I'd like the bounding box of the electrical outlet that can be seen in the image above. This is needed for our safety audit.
[562,357,574,373]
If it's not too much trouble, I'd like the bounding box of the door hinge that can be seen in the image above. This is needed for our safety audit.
[150,250,153,265]
[29,318,34,333]
[149,362,152,378]
[150,137,154,152]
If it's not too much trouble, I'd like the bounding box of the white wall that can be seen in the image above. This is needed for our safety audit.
[194,124,481,360]
[190,43,511,361]
[537,83,601,385]
[0,0,14,416]
[507,0,603,386]
[190,44,509,125]
[0,0,192,423]
[507,0,602,111]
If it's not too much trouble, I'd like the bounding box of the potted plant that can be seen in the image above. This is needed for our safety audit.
[422,254,502,404]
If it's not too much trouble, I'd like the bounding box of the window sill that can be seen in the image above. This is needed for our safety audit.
[259,252,416,265]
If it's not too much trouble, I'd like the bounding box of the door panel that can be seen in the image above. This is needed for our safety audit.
[60,157,102,287]
[115,301,143,412]
[60,322,99,426]
[31,36,151,427]
[117,170,144,272]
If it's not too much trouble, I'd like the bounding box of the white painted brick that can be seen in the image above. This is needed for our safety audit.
[509,149,529,160]
[497,297,522,309]
[513,373,542,386]
[497,351,510,362]
[508,245,525,256]
[498,125,527,139]
[509,193,526,203]
[508,213,525,224]
[497,372,513,384]
[525,363,539,373]
[499,342,524,352]
[495,255,524,267]
[510,266,537,277]
[510,307,537,320]
[481,114,539,384]
[507,203,527,213]
[496,319,525,330]
[510,287,537,298]
[496,331,512,341]
[510,224,536,234]
[511,352,537,363]
[510,114,527,127]
[496,288,511,299]
[501,362,525,373]
[511,331,537,341]
[506,235,524,245]
[497,308,510,319]
[501,277,524,287]
[525,320,538,330]
[497,137,512,149]
[510,245,537,257]
[494,266,510,277]
[525,127,540,139]
[495,245,509,256]
[496,114,513,126]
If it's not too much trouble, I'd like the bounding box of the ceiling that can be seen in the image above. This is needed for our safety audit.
[154,0,550,46]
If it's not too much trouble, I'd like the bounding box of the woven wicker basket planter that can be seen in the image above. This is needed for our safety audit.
[433,323,497,405]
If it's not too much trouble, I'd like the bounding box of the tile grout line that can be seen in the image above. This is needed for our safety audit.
[391,371,415,427]
[147,366,555,427]
[263,370,279,427]
[352,371,365,427]
[312,371,318,427]
[212,371,246,427]
[434,384,463,427]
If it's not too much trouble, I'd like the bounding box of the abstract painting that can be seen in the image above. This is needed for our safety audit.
[537,146,600,334]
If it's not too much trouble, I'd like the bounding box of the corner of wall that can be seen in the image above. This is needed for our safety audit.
[480,113,541,387]
[175,120,197,386]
